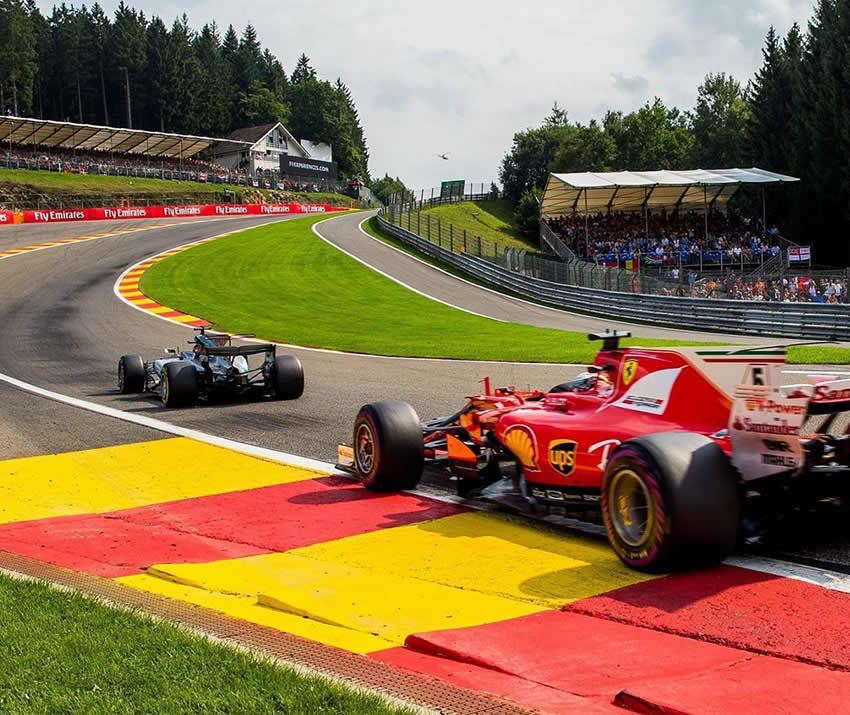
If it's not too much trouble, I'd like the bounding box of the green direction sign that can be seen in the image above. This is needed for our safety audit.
[440,180,465,199]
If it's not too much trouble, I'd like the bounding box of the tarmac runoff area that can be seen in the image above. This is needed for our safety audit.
[3,431,850,713]
[5,212,850,711]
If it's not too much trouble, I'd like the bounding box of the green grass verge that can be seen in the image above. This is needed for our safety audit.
[141,215,720,364]
[0,574,409,714]
[0,168,355,206]
[415,199,538,251]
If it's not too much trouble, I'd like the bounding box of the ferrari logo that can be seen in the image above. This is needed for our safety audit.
[622,360,639,387]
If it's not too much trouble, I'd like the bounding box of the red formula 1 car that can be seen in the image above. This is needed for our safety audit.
[338,331,850,572]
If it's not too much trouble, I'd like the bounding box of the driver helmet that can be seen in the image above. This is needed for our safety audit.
[571,372,597,392]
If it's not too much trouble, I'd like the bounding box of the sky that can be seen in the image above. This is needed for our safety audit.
[61,0,816,190]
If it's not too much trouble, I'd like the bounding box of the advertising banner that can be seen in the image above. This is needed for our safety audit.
[279,155,338,180]
[4,203,344,226]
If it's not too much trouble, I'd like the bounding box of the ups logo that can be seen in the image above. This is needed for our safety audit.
[548,439,578,476]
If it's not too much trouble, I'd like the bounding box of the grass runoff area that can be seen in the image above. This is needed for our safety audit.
[0,574,408,714]
[140,214,850,365]
[417,199,538,251]
[0,167,354,206]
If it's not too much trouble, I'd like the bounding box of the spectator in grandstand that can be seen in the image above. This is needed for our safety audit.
[545,209,780,269]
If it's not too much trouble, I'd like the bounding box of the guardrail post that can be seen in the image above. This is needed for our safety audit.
[428,215,432,241]
[438,219,442,246]
[417,210,421,235]
[450,224,454,252]
[463,229,467,252]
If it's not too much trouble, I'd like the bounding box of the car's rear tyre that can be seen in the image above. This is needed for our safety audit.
[601,432,739,573]
[353,401,423,491]
[118,354,145,394]
[162,361,199,408]
[272,355,304,400]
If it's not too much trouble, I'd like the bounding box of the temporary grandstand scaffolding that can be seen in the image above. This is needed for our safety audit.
[542,168,800,253]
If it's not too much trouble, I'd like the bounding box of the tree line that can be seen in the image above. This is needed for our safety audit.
[500,0,850,264]
[0,0,369,179]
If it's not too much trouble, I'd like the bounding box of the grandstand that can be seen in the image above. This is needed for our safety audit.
[541,169,800,271]
[536,168,850,303]
[0,116,341,192]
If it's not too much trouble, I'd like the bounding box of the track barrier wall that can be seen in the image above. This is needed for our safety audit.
[0,203,345,225]
[376,210,850,340]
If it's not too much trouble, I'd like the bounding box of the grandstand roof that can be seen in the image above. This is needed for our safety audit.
[0,116,250,159]
[542,168,800,216]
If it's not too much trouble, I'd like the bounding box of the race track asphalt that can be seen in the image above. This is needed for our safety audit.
[2,211,850,567]
[0,214,578,462]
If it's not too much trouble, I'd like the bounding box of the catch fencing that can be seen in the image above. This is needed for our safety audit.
[385,203,681,296]
[377,208,850,340]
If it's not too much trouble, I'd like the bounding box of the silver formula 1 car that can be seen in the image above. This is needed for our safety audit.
[117,327,304,407]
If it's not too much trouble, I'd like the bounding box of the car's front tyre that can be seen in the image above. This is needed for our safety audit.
[162,361,199,408]
[118,354,145,394]
[353,401,423,491]
[601,432,739,573]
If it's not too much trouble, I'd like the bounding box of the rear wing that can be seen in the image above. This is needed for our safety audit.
[206,344,275,357]
[782,378,850,416]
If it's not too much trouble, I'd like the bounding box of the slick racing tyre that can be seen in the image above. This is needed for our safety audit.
[162,361,199,408]
[353,401,424,491]
[272,355,304,400]
[601,432,739,573]
[118,354,145,394]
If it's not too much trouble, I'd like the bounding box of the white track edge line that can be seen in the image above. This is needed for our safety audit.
[112,213,586,367]
[723,555,850,594]
[2,367,849,594]
[311,216,506,322]
[0,369,334,474]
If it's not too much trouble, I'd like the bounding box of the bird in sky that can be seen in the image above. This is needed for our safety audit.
[437,153,450,160]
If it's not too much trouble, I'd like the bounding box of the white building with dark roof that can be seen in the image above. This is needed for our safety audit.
[210,121,325,175]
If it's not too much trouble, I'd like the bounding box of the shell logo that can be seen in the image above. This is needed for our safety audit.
[504,425,539,471]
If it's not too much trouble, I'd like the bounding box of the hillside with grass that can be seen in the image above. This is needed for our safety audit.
[0,168,356,210]
[418,199,538,251]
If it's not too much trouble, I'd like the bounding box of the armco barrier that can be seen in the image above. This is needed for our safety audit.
[376,213,850,340]
[0,203,344,226]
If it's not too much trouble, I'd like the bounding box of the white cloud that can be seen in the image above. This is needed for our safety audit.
[70,0,813,189]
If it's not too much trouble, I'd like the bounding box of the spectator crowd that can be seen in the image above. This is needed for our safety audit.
[651,272,848,303]
[1,146,341,194]
[723,274,847,303]
[546,209,781,267]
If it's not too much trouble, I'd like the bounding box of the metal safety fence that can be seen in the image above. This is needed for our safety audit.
[385,203,681,295]
[377,209,850,340]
